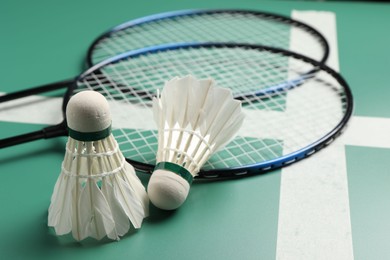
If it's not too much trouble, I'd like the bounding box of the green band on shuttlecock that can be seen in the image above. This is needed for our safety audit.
[154,162,193,185]
[68,125,112,141]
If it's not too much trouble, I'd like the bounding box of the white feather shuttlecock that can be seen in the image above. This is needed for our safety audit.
[48,90,149,241]
[148,75,245,210]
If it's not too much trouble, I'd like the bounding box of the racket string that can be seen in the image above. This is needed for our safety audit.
[91,47,305,103]
[91,11,325,64]
[76,44,351,172]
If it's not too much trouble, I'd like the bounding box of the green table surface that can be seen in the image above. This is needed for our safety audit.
[1,0,390,259]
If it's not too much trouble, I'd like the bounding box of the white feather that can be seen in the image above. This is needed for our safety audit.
[48,139,77,235]
[101,178,130,236]
[48,173,75,235]
[153,91,165,162]
[122,163,149,217]
[188,78,212,128]
[76,178,117,240]
[112,175,145,228]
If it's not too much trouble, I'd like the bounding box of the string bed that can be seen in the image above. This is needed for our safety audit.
[71,43,352,178]
[89,10,328,65]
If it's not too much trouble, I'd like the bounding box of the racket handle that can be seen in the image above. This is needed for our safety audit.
[0,79,73,103]
[0,122,68,149]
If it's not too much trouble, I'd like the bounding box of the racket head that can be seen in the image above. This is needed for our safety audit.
[86,9,329,66]
[65,42,353,179]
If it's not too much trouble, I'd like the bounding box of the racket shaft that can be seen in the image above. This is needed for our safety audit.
[0,79,73,103]
[0,123,67,148]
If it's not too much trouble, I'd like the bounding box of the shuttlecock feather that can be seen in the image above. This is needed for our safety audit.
[148,75,245,210]
[48,90,149,241]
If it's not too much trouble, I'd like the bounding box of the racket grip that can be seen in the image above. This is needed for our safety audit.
[0,122,68,149]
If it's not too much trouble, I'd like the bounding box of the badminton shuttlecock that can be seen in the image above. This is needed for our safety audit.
[48,90,149,241]
[148,75,244,210]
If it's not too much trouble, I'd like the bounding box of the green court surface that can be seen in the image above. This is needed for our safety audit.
[1,0,390,259]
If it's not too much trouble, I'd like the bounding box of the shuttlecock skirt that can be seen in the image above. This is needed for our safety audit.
[48,134,148,241]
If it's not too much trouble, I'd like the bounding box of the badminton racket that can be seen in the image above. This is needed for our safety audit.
[0,43,353,179]
[0,9,329,103]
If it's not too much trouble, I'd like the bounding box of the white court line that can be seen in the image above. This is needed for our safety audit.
[1,94,389,148]
[0,95,63,125]
[343,116,390,149]
[1,95,386,148]
[276,11,354,260]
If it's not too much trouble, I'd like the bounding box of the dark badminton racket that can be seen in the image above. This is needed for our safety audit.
[0,43,353,180]
[0,9,329,103]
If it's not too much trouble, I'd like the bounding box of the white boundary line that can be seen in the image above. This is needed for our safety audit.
[276,11,354,260]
